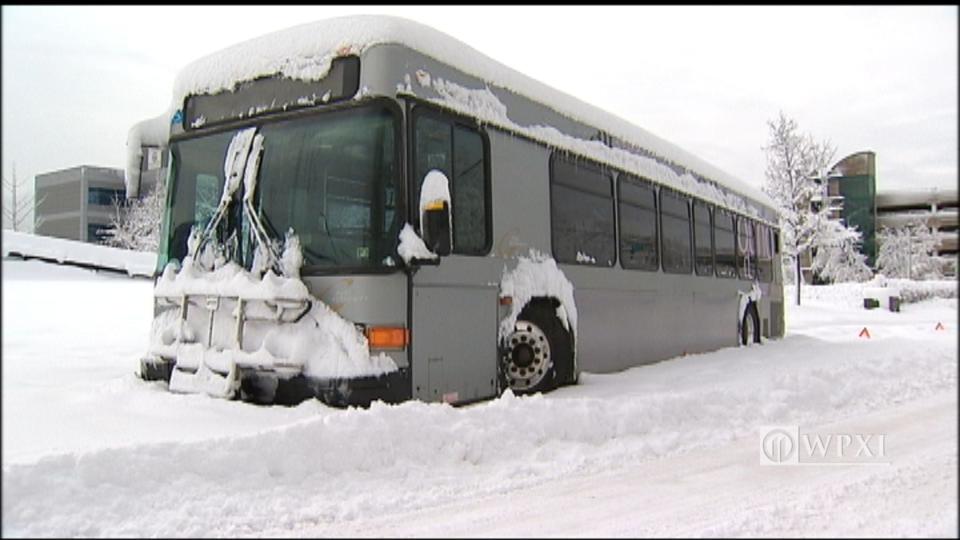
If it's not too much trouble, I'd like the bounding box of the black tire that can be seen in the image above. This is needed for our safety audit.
[740,301,761,346]
[502,301,575,395]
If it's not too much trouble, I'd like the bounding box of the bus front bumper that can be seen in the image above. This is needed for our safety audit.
[139,355,409,407]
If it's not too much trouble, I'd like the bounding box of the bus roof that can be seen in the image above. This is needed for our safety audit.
[172,15,776,215]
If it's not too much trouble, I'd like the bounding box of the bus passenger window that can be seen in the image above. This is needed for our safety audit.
[413,110,490,255]
[693,200,714,276]
[714,209,737,278]
[660,189,692,274]
[452,126,487,254]
[756,224,773,283]
[737,217,757,280]
[414,115,452,193]
[549,154,616,267]
[618,175,658,271]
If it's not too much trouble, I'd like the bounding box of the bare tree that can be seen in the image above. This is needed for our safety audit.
[762,112,838,305]
[2,162,46,232]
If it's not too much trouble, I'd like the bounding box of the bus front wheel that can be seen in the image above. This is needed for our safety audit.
[503,301,574,394]
[740,301,761,346]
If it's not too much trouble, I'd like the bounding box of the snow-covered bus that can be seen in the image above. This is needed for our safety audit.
[130,15,783,406]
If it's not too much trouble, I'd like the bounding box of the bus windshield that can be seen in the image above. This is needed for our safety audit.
[160,103,400,273]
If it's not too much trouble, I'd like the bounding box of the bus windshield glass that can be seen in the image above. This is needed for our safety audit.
[161,103,400,273]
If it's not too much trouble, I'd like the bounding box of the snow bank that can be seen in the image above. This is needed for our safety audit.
[2,260,957,536]
[789,277,958,310]
[499,250,577,341]
[2,230,156,278]
[4,318,956,536]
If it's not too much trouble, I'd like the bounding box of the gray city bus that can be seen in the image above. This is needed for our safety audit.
[132,15,783,406]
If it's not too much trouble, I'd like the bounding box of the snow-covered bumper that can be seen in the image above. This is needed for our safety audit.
[142,273,406,407]
[140,354,409,407]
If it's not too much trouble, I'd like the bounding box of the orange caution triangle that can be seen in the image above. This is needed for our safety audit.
[935,322,945,331]
[858,327,871,338]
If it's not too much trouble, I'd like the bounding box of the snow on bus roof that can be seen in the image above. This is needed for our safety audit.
[172,14,775,213]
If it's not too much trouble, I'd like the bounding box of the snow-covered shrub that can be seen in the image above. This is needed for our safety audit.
[876,221,942,280]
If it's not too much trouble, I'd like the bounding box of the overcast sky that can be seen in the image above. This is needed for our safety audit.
[2,5,957,222]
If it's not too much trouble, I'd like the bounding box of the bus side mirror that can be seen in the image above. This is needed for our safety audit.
[418,170,452,258]
[422,200,451,256]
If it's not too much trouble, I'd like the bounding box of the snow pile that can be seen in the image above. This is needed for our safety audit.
[2,258,957,536]
[789,277,957,310]
[499,250,577,341]
[396,223,436,264]
[879,277,957,304]
[150,257,397,380]
[4,309,956,536]
[154,260,307,300]
[575,251,597,264]
[418,169,452,225]
[2,229,156,277]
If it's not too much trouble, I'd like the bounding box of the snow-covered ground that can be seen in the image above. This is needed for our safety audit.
[2,258,957,537]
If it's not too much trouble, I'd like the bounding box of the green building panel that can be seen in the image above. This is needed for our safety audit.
[829,151,877,268]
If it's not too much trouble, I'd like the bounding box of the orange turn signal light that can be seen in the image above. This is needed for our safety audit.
[365,326,409,350]
[424,199,446,211]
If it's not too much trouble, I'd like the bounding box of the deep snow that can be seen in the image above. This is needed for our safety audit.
[1,258,957,537]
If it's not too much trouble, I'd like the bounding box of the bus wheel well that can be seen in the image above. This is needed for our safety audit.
[506,296,576,390]
[518,296,561,318]
[740,301,761,346]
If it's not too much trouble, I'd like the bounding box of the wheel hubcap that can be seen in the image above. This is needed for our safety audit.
[505,320,552,391]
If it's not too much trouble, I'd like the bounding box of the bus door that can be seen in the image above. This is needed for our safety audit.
[410,264,499,404]
[408,104,499,404]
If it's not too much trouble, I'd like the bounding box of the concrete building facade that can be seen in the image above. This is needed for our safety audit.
[34,164,159,243]
[876,187,958,275]
[825,151,878,267]
[803,150,957,280]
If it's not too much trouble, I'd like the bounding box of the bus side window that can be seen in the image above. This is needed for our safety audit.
[413,110,490,255]
[693,200,714,276]
[714,209,737,278]
[757,223,773,283]
[549,154,616,267]
[736,217,757,280]
[452,126,487,254]
[618,174,658,271]
[660,189,693,274]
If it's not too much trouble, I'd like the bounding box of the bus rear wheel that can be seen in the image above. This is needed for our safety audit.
[740,301,761,346]
[503,302,574,394]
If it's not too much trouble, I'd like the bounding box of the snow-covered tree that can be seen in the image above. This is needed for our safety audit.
[762,111,837,305]
[810,219,872,283]
[876,220,942,280]
[103,181,167,252]
[2,162,45,232]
